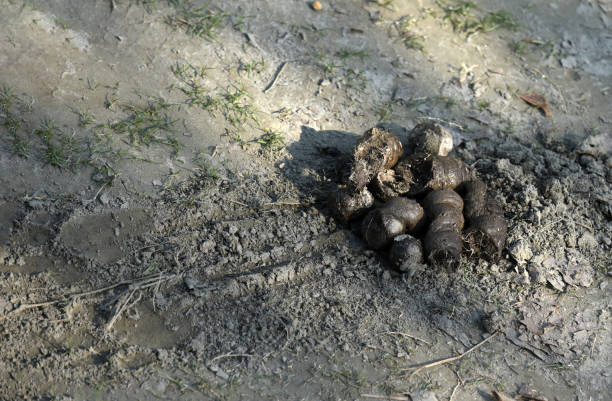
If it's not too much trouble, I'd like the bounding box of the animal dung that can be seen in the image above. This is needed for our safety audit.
[328,125,508,272]
[361,197,424,250]
[347,127,403,191]
[328,187,374,224]
[408,154,473,194]
[389,234,424,271]
[412,122,454,156]
[422,189,464,270]
[462,180,508,262]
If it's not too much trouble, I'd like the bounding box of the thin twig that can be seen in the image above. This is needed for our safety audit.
[384,331,432,345]
[360,394,410,401]
[0,273,178,321]
[227,198,250,208]
[84,181,109,205]
[208,352,254,365]
[450,370,463,401]
[402,332,498,377]
[263,201,311,208]
[504,331,550,362]
[416,116,465,131]
[105,289,135,332]
[263,61,288,94]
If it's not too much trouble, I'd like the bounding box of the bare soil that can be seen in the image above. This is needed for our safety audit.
[0,1,611,400]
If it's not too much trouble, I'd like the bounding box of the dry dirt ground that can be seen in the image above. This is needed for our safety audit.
[0,0,611,400]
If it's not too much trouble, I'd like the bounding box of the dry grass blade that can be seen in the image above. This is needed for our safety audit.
[401,332,498,377]
[0,273,179,322]
[360,394,410,401]
[519,93,552,118]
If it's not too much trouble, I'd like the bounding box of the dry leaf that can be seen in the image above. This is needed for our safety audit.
[519,93,552,118]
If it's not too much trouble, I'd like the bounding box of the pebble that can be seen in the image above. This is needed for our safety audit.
[509,240,533,264]
[27,199,45,209]
[98,192,110,206]
[577,232,598,249]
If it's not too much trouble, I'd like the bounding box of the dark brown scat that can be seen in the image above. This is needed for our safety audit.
[422,189,464,218]
[389,234,424,271]
[328,187,374,224]
[382,197,424,232]
[361,209,405,250]
[348,127,403,190]
[424,230,462,270]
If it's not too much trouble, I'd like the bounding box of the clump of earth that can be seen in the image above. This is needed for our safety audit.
[0,0,611,400]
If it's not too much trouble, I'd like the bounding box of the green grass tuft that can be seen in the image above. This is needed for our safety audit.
[172,62,258,128]
[439,1,517,35]
[102,99,180,150]
[239,57,265,77]
[167,2,228,40]
[256,130,285,152]
[35,118,87,170]
[336,48,370,60]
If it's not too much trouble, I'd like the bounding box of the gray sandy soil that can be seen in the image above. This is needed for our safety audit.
[0,0,611,400]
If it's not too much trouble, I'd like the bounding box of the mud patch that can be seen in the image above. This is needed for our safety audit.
[60,209,153,265]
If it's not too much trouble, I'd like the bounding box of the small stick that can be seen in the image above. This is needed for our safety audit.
[416,116,465,131]
[105,289,136,332]
[402,332,498,377]
[208,352,254,365]
[263,61,288,94]
[227,199,250,208]
[383,331,432,346]
[84,181,109,205]
[360,394,410,401]
[0,273,177,321]
[450,370,463,401]
[263,201,310,208]
[450,384,460,401]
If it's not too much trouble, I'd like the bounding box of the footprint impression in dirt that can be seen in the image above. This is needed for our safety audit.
[329,123,508,273]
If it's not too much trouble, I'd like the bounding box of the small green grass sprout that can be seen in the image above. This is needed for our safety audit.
[167,2,228,40]
[256,130,285,152]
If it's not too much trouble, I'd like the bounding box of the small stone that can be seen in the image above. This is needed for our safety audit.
[0,246,8,264]
[509,240,533,264]
[563,263,594,287]
[152,179,162,186]
[527,264,547,284]
[114,227,120,237]
[199,240,215,253]
[381,270,391,281]
[16,256,25,266]
[577,232,598,249]
[98,192,110,206]
[547,270,565,291]
[215,368,229,380]
[560,56,577,69]
[27,199,45,209]
[481,310,504,333]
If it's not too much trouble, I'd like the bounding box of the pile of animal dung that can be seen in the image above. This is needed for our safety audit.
[329,123,508,272]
